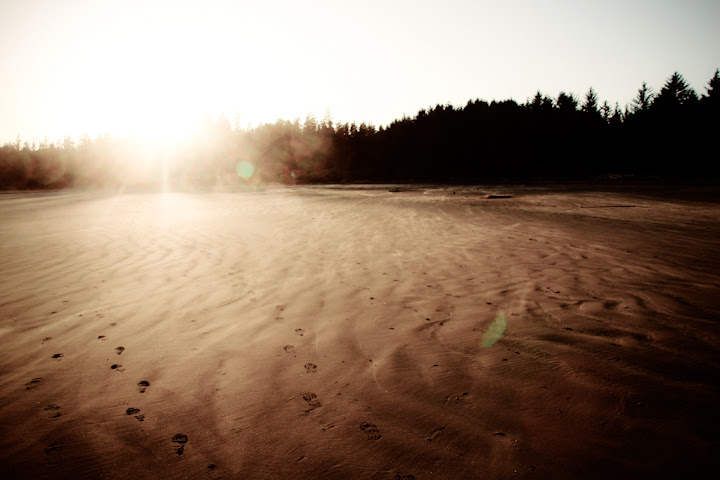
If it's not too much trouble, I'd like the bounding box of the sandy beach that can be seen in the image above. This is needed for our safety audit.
[1,184,719,479]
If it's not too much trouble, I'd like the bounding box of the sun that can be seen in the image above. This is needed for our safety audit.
[133,107,200,147]
[39,2,334,150]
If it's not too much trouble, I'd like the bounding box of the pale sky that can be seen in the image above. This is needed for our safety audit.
[1,0,718,144]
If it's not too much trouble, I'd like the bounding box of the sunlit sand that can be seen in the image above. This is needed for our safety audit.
[1,185,718,478]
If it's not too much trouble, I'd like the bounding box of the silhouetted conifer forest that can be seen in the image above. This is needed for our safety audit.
[1,70,718,190]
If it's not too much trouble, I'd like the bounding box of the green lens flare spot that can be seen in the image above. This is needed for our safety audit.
[236,161,254,179]
[481,311,507,348]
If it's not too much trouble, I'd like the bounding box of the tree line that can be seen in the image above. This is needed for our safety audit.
[1,70,718,190]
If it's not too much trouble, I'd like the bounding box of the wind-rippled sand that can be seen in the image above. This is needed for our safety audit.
[1,185,719,479]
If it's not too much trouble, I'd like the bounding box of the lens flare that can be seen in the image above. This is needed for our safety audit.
[236,161,254,179]
[481,311,506,348]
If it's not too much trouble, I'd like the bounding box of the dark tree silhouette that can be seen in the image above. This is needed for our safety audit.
[653,72,699,111]
[2,68,719,189]
[642,72,702,175]
[581,87,600,116]
[600,101,612,122]
[701,68,720,108]
[556,92,579,112]
[630,82,655,113]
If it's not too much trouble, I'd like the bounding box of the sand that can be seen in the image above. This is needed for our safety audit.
[1,185,719,479]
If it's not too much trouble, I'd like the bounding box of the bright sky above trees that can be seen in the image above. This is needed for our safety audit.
[1,0,718,144]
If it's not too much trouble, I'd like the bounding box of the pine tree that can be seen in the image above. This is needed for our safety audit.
[630,82,654,113]
[609,102,623,127]
[529,91,552,112]
[581,87,599,115]
[556,92,578,112]
[600,101,612,122]
[303,114,318,134]
[653,72,698,110]
[702,68,720,104]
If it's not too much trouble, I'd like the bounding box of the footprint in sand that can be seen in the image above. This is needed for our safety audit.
[418,301,455,338]
[426,426,445,442]
[283,345,295,354]
[110,364,125,372]
[304,363,317,373]
[115,346,125,355]
[172,434,189,455]
[44,443,63,466]
[302,392,322,413]
[295,328,305,336]
[98,335,107,341]
[126,407,145,421]
[137,380,150,393]
[51,353,63,360]
[25,378,43,390]
[360,422,382,440]
[42,337,53,344]
[44,404,62,418]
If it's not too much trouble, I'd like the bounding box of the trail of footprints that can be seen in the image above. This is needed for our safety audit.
[109,343,151,422]
[34,317,242,468]
[31,326,191,463]
[287,327,385,465]
[105,336,185,457]
[32,315,394,469]
[288,325,385,446]
[290,326,323,416]
[33,312,400,466]
[288,319,416,480]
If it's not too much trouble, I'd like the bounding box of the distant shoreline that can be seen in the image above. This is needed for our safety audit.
[3,176,719,203]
